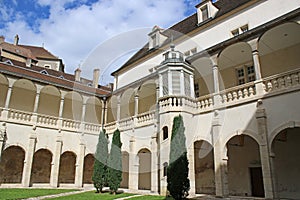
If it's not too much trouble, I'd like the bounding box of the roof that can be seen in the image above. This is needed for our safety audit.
[0,42,37,60]
[112,0,252,75]
[19,45,59,60]
[0,61,111,96]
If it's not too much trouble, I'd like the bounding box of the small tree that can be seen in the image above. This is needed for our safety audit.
[92,129,108,193]
[167,115,190,199]
[107,129,123,194]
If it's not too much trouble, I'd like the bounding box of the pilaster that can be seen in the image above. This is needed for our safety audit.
[75,142,85,187]
[128,136,138,191]
[22,127,37,187]
[187,142,196,197]
[50,133,63,187]
[0,123,7,162]
[151,134,158,193]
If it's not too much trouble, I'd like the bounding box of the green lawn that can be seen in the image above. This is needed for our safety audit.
[130,195,174,200]
[49,191,135,200]
[0,188,77,200]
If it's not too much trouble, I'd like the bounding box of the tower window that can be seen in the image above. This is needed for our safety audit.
[163,162,168,177]
[163,126,168,140]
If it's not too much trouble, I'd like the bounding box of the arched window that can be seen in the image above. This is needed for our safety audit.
[163,126,168,140]
[163,162,168,177]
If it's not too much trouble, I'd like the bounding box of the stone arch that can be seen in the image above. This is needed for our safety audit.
[0,146,25,183]
[258,22,300,77]
[31,149,52,184]
[0,73,8,107]
[226,134,264,197]
[63,92,83,120]
[269,121,299,147]
[120,88,135,119]
[84,97,102,124]
[138,148,151,190]
[194,140,215,194]
[120,151,129,188]
[217,42,254,90]
[9,79,36,112]
[38,85,61,116]
[58,151,77,184]
[106,95,118,123]
[83,154,94,184]
[137,80,156,114]
[271,125,300,199]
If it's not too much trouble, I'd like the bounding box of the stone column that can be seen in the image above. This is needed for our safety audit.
[116,95,121,126]
[187,142,196,197]
[151,134,158,193]
[212,114,229,197]
[180,70,185,95]
[75,142,85,187]
[212,65,221,106]
[134,95,139,117]
[252,49,265,95]
[190,74,195,98]
[80,101,87,132]
[159,74,163,97]
[22,127,37,187]
[101,99,106,128]
[0,123,7,162]
[58,98,64,129]
[256,102,275,199]
[128,136,138,191]
[2,80,14,119]
[32,90,41,124]
[50,134,63,187]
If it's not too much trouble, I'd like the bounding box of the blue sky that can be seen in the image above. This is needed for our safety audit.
[0,0,200,84]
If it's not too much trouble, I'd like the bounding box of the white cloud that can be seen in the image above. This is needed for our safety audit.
[0,0,196,84]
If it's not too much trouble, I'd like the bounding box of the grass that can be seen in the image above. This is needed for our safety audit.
[0,188,77,200]
[130,196,174,200]
[49,190,135,200]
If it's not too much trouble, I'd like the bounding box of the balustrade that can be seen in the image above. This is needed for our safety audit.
[220,82,256,104]
[8,109,32,122]
[263,68,300,93]
[62,118,81,130]
[37,114,58,126]
[84,122,102,133]
[136,110,155,127]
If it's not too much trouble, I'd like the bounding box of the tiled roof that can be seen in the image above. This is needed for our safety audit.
[0,42,37,60]
[112,0,252,75]
[0,61,111,95]
[19,45,59,60]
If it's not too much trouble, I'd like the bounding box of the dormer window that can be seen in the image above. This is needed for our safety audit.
[148,25,168,49]
[196,0,219,24]
[40,70,48,75]
[201,5,209,21]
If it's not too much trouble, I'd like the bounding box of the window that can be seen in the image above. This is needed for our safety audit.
[194,83,199,98]
[191,48,197,55]
[163,126,168,140]
[241,25,248,33]
[231,29,239,37]
[201,5,208,21]
[236,65,255,85]
[44,65,50,68]
[231,24,249,37]
[151,34,157,47]
[40,70,48,75]
[163,162,168,177]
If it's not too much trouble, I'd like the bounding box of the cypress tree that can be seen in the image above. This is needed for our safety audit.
[92,129,108,193]
[107,129,123,194]
[167,115,190,199]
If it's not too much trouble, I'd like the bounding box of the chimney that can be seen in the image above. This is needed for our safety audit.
[14,34,19,45]
[75,68,81,82]
[0,36,4,43]
[92,68,100,88]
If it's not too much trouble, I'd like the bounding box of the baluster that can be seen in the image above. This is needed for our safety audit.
[272,80,278,90]
[222,94,227,103]
[267,81,272,92]
[204,99,209,108]
[228,93,233,102]
[249,87,254,96]
[278,78,284,88]
[209,98,213,107]
[286,76,292,87]
[238,90,243,99]
[292,74,299,85]
[232,92,238,101]
[243,88,248,97]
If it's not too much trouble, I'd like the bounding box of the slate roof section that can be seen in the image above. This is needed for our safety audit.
[112,0,252,75]
[0,42,37,60]
[19,45,59,60]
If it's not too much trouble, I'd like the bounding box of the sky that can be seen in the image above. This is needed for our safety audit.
[0,0,201,85]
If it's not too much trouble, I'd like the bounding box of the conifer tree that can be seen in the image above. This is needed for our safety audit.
[167,115,190,199]
[107,129,123,194]
[92,129,108,193]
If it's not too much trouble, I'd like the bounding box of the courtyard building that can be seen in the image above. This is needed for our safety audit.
[0,0,300,199]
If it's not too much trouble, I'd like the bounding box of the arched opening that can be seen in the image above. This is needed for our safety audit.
[194,140,215,194]
[9,79,36,112]
[106,95,118,123]
[120,89,135,119]
[190,57,214,97]
[227,135,264,197]
[83,154,94,184]
[272,127,300,199]
[0,73,8,107]
[258,22,300,78]
[58,151,76,184]
[62,92,83,121]
[31,149,52,184]
[38,85,60,116]
[0,146,25,183]
[138,81,156,114]
[163,162,168,177]
[120,151,129,188]
[138,148,151,190]
[218,42,254,90]
[84,97,102,124]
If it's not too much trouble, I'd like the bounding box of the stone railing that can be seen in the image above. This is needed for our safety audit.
[263,68,300,93]
[37,114,59,127]
[220,82,256,105]
[136,110,156,127]
[84,122,102,133]
[62,118,81,130]
[104,121,117,133]
[8,109,33,122]
[119,117,134,130]
[196,94,214,111]
[159,95,199,113]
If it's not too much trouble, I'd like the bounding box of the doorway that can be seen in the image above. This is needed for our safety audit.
[249,167,264,197]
